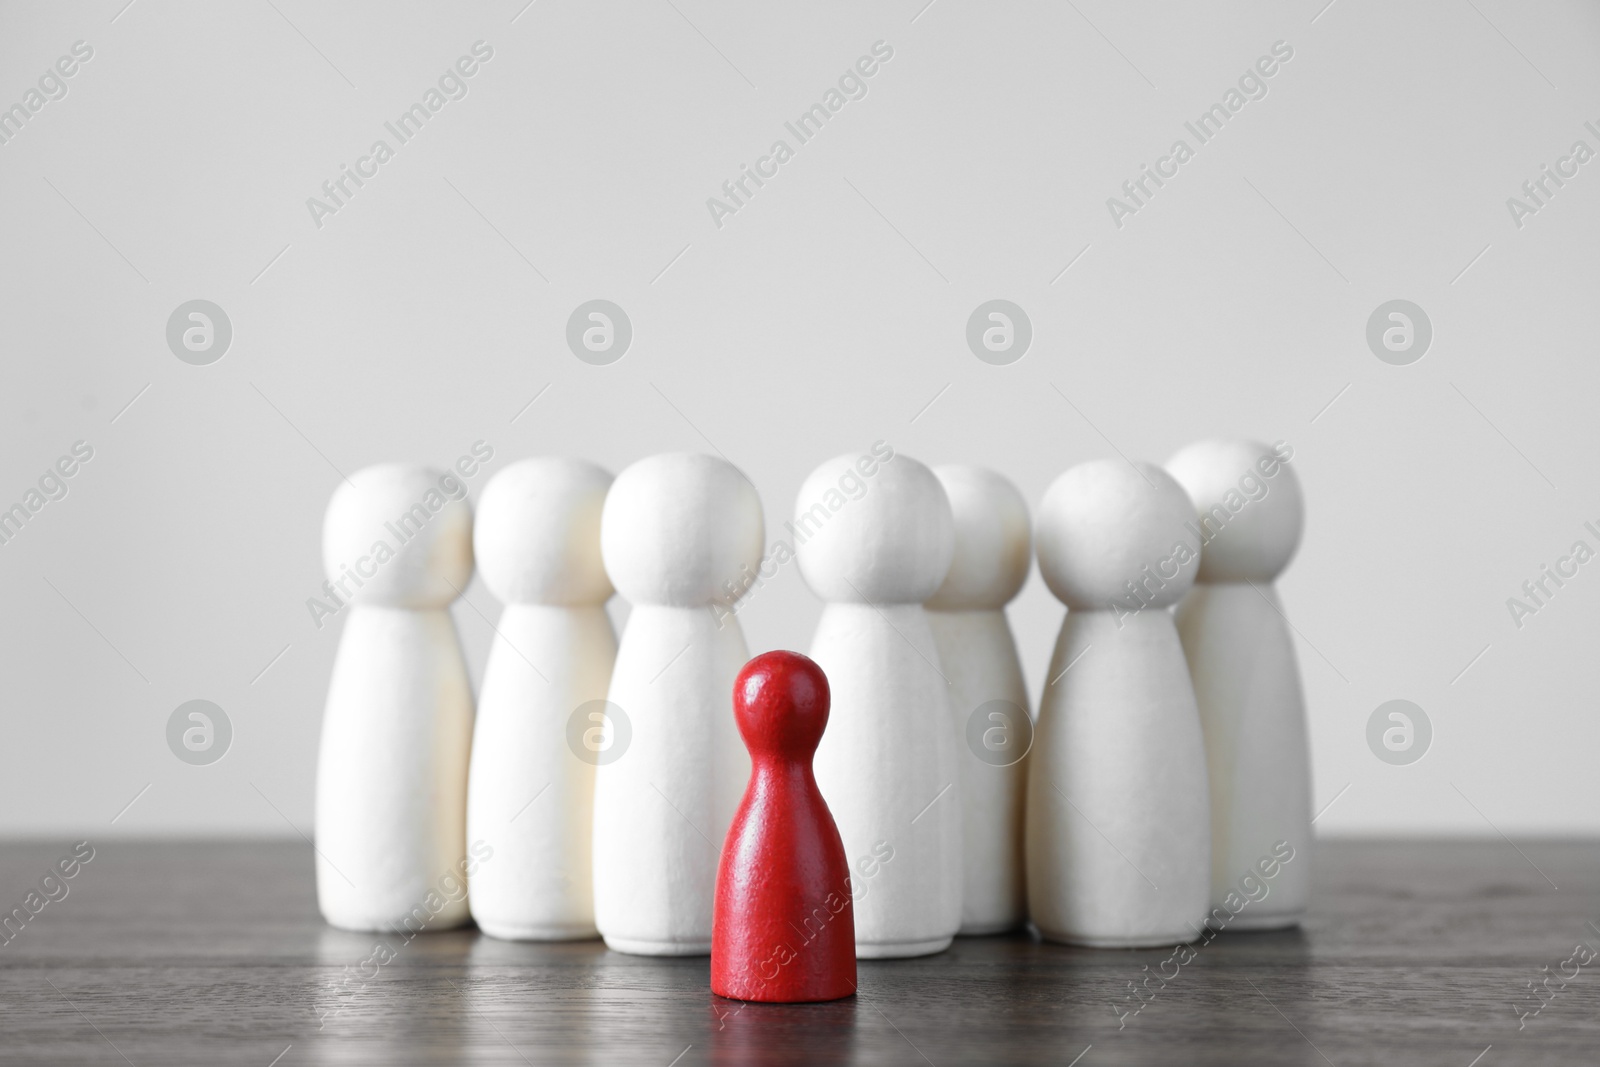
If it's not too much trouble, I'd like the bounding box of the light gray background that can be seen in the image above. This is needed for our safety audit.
[2,0,1595,838]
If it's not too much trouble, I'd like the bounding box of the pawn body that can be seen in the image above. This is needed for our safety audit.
[801,449,963,958]
[1025,459,1210,946]
[593,453,762,955]
[926,465,1032,935]
[467,458,616,940]
[1168,440,1311,928]
[713,651,856,1002]
[316,464,476,932]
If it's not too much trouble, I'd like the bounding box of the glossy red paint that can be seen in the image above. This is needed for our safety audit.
[712,650,857,1003]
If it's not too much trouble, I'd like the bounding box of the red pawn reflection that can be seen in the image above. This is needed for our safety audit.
[712,651,856,1003]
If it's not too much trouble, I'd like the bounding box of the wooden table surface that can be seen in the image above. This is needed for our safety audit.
[1,840,1596,1065]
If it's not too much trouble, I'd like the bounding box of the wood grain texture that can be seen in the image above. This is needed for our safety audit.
[0,840,1597,1065]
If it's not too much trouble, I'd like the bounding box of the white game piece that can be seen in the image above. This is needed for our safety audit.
[926,465,1032,936]
[593,453,762,956]
[315,464,476,932]
[1167,439,1311,929]
[1026,459,1210,947]
[467,457,615,941]
[800,449,963,958]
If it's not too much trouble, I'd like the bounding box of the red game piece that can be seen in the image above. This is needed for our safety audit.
[712,651,857,1003]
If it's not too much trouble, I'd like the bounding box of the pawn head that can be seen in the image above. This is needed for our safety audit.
[601,453,764,607]
[322,463,473,609]
[475,457,614,606]
[733,650,831,760]
[1166,439,1303,583]
[926,464,1032,611]
[795,451,954,605]
[1035,459,1196,610]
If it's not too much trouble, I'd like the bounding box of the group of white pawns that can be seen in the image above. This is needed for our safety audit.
[314,439,1310,957]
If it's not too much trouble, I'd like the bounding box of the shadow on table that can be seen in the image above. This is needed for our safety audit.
[305,924,479,1064]
[706,993,859,1066]
[457,930,860,1064]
